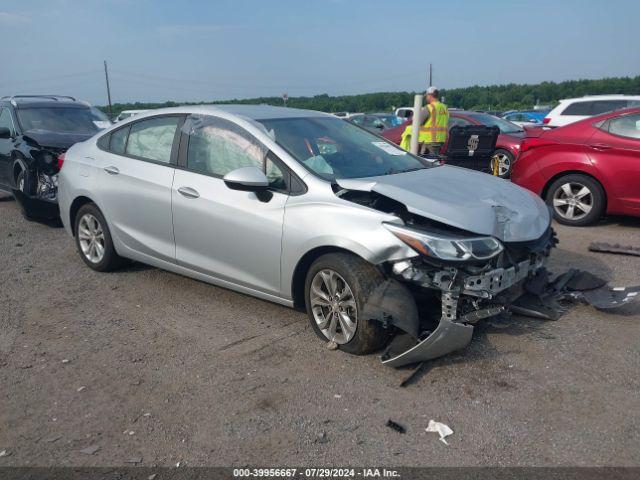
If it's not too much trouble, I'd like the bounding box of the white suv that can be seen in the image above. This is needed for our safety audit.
[544,95,640,127]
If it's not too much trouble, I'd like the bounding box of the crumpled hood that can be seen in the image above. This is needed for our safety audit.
[23,130,93,150]
[336,165,550,242]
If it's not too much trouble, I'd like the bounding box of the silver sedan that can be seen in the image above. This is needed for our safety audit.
[58,105,553,367]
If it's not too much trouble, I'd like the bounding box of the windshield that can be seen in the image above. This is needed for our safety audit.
[17,107,110,134]
[374,114,404,128]
[468,113,523,134]
[258,117,434,181]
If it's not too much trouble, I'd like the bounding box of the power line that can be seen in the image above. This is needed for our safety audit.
[0,69,102,89]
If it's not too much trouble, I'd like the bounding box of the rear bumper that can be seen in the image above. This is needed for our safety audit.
[12,190,60,220]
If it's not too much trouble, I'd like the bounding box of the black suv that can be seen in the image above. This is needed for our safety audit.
[0,95,111,219]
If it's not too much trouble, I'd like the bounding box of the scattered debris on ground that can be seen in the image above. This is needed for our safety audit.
[314,431,329,444]
[386,419,406,434]
[0,450,11,458]
[512,268,640,320]
[399,362,429,388]
[426,420,453,445]
[326,341,338,350]
[589,242,640,257]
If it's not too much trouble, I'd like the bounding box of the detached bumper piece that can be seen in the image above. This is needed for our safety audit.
[381,319,473,368]
[371,256,546,368]
[512,268,640,319]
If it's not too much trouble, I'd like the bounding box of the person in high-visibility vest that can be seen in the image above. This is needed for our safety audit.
[400,86,449,156]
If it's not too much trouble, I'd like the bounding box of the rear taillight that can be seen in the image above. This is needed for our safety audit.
[542,117,550,124]
[57,152,65,170]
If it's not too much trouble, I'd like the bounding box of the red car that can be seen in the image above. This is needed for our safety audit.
[511,107,640,226]
[382,110,525,178]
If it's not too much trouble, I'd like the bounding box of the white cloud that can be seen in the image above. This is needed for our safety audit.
[0,11,31,24]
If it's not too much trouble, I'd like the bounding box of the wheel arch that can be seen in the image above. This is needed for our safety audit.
[11,155,29,187]
[69,196,97,236]
[290,246,370,311]
[541,170,608,211]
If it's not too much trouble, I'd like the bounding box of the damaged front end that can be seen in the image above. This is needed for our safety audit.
[362,208,555,368]
[332,171,558,367]
[13,142,65,220]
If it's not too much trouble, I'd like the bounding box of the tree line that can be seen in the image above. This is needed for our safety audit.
[99,75,640,118]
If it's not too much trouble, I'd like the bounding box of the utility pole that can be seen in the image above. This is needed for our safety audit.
[103,60,113,119]
[429,63,433,87]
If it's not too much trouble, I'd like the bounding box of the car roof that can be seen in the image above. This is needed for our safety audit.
[157,104,334,120]
[0,95,91,109]
[559,94,640,102]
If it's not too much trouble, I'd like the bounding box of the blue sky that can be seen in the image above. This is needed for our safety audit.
[0,0,637,104]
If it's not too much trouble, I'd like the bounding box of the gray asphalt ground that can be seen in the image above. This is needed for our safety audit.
[1,192,639,467]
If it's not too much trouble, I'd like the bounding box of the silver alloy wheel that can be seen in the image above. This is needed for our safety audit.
[491,152,511,177]
[17,175,25,192]
[310,269,358,344]
[78,213,106,264]
[552,182,593,221]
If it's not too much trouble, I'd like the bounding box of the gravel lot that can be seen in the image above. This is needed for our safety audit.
[1,192,639,467]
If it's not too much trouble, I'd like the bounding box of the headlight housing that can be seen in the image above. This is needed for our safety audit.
[384,222,504,262]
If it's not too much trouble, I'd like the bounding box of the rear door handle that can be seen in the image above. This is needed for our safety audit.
[104,166,120,175]
[177,186,200,199]
[589,143,612,151]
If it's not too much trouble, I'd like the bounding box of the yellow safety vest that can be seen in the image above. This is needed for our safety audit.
[400,101,449,150]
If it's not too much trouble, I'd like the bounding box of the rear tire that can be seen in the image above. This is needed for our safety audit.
[74,203,125,272]
[16,170,36,220]
[491,149,513,178]
[545,174,605,226]
[304,252,391,355]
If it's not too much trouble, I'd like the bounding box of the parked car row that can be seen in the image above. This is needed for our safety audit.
[377,103,640,227]
[381,110,525,178]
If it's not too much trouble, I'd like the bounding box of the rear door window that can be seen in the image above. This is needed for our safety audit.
[591,100,627,115]
[126,116,181,163]
[608,114,640,140]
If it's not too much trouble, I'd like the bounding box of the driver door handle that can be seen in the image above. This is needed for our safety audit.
[589,143,612,151]
[178,186,200,199]
[104,166,120,175]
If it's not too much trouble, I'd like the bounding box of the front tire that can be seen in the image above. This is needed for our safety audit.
[74,203,125,271]
[545,174,605,226]
[304,252,391,355]
[491,149,513,178]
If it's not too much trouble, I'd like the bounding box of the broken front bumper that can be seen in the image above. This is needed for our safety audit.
[377,254,547,368]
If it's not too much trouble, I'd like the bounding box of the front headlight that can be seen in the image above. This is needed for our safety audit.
[383,222,504,261]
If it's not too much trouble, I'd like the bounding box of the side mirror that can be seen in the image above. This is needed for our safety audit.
[223,166,269,192]
[0,127,12,139]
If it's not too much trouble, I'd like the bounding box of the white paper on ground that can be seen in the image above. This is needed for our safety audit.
[426,419,453,445]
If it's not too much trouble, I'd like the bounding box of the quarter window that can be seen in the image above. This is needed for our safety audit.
[608,114,640,140]
[109,126,129,154]
[126,116,180,163]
